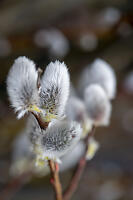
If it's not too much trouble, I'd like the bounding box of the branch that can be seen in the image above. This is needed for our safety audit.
[48,160,63,200]
[31,112,49,130]
[37,68,43,89]
[63,126,95,200]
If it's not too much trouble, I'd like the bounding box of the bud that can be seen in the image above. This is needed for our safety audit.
[60,141,85,171]
[79,58,116,100]
[40,121,82,161]
[40,61,70,118]
[66,97,92,137]
[7,56,39,119]
[66,97,87,122]
[84,84,112,126]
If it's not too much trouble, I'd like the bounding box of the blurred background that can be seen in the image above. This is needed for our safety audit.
[0,0,133,199]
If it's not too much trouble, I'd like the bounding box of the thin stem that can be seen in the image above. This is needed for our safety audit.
[63,126,95,200]
[48,160,63,200]
[37,68,43,89]
[31,112,49,130]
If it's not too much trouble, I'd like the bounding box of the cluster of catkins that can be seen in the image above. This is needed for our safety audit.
[7,57,116,176]
[66,58,116,160]
[7,57,82,173]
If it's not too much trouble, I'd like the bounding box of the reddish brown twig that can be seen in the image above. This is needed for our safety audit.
[37,67,43,89]
[63,126,95,200]
[48,160,63,200]
[31,112,49,130]
[0,171,32,200]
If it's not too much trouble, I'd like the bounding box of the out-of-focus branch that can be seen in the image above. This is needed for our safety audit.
[63,126,95,200]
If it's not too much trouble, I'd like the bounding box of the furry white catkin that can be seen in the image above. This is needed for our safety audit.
[79,58,116,100]
[39,120,82,160]
[60,141,85,171]
[7,57,39,119]
[84,84,112,126]
[66,96,93,137]
[40,61,70,117]
[27,113,82,162]
[7,57,70,120]
[66,97,87,122]
[11,130,84,176]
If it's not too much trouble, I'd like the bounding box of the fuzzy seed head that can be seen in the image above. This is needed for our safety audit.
[60,141,85,171]
[40,121,82,160]
[79,58,116,100]
[40,61,70,117]
[66,97,93,138]
[7,56,39,118]
[66,97,87,123]
[84,84,112,126]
